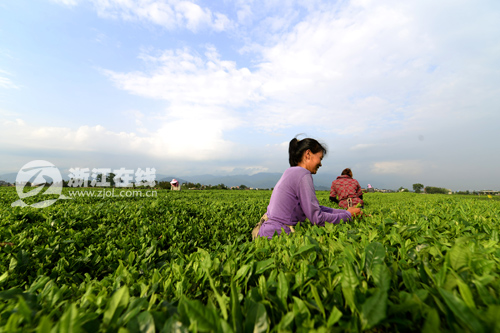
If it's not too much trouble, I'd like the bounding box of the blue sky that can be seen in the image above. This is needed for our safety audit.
[1,0,499,191]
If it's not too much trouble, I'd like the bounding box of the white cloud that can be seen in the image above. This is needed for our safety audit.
[350,143,378,151]
[248,3,431,130]
[0,76,17,89]
[100,46,256,164]
[371,160,423,176]
[0,70,18,89]
[89,0,232,32]
[102,0,500,143]
[0,109,19,118]
[151,103,240,160]
[105,46,262,106]
[99,1,435,135]
[250,1,499,137]
[50,0,80,6]
[213,12,232,32]
[48,0,497,141]
[0,113,236,163]
[236,3,252,25]
[218,166,269,175]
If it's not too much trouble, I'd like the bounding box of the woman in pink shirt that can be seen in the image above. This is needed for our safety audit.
[257,137,362,239]
[329,168,364,208]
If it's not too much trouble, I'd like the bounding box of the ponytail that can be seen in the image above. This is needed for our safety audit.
[288,138,299,166]
[288,136,327,166]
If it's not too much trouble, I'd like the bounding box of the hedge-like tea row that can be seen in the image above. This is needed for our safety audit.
[1,188,499,332]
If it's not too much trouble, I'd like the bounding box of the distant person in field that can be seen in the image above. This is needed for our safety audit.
[329,168,364,208]
[170,179,180,191]
[253,137,362,240]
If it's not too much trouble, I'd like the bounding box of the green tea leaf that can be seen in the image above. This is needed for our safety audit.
[36,316,53,333]
[234,264,252,282]
[58,303,80,333]
[342,263,359,312]
[0,271,8,284]
[309,283,325,318]
[254,258,275,275]
[104,285,130,327]
[422,308,440,333]
[360,289,387,330]
[327,306,342,327]
[161,316,188,333]
[179,297,219,332]
[136,311,155,333]
[342,263,359,289]
[230,280,243,333]
[372,264,391,292]
[277,271,289,309]
[292,296,311,328]
[28,276,51,293]
[438,288,484,333]
[474,280,495,305]
[448,245,469,271]
[277,312,294,330]
[0,288,23,300]
[17,296,32,324]
[402,268,417,293]
[364,242,386,276]
[208,274,228,320]
[456,278,476,309]
[293,244,317,257]
[244,299,268,333]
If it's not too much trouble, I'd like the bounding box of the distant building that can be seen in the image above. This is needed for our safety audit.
[479,190,500,195]
[375,189,394,193]
[170,179,181,191]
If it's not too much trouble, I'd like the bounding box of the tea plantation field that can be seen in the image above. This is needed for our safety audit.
[1,187,500,332]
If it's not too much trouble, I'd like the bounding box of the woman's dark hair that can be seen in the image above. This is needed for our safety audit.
[289,136,327,167]
[341,168,353,177]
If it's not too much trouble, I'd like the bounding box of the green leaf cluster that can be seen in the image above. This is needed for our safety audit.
[1,188,500,331]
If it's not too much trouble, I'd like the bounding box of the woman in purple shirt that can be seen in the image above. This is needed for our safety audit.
[257,137,362,239]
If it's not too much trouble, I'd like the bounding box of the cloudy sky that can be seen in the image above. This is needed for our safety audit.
[1,0,499,191]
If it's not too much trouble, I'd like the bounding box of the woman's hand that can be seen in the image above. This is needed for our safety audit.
[347,207,362,217]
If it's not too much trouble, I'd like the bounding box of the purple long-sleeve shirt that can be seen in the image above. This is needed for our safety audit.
[258,166,352,239]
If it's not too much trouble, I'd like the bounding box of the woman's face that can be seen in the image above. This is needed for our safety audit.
[302,150,323,174]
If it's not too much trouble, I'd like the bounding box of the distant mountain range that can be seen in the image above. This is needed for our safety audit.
[0,173,17,183]
[1,172,369,191]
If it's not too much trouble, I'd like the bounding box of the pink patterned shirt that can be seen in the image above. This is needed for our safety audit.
[330,175,364,208]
